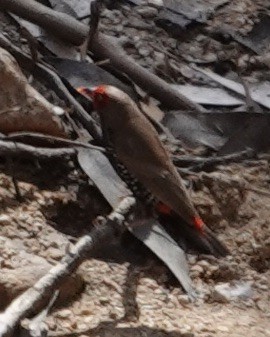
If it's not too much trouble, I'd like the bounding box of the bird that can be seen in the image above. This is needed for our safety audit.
[77,85,229,257]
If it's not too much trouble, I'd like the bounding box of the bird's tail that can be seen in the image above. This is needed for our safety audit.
[157,206,229,258]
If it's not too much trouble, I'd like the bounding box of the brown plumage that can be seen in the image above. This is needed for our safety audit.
[77,85,229,257]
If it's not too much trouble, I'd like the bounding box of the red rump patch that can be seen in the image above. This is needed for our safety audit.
[155,201,172,215]
[193,216,204,231]
[156,203,205,232]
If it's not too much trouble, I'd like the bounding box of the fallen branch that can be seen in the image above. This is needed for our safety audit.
[0,0,205,112]
[0,196,136,337]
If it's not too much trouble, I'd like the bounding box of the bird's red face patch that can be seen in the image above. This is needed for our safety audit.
[77,85,109,109]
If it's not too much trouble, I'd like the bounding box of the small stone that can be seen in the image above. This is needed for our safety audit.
[137,7,158,18]
[179,324,193,337]
[256,300,268,312]
[138,48,151,57]
[99,296,110,304]
[55,309,72,318]
[167,38,177,49]
[217,326,229,332]
[80,308,93,316]
[0,215,11,225]
[178,294,190,305]
[52,106,64,116]
[190,265,204,274]
[46,247,63,260]
[147,0,163,7]
[115,25,123,33]
[197,260,211,269]
[256,284,268,291]
[244,299,255,307]
[212,282,253,303]
[187,255,197,265]
[76,323,88,330]
[84,316,94,323]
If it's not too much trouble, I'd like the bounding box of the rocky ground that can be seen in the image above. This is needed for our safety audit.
[0,0,270,336]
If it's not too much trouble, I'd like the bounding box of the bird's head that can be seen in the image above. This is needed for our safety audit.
[77,85,139,129]
[77,85,128,110]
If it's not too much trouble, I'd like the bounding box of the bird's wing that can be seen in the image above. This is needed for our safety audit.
[110,112,198,224]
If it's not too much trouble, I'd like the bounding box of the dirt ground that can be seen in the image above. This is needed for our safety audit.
[0,0,270,336]
[0,159,269,337]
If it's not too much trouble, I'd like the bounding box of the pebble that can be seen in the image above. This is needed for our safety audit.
[55,309,72,318]
[217,325,230,332]
[256,300,268,312]
[0,214,11,225]
[178,294,190,305]
[139,48,151,57]
[181,333,194,337]
[212,282,253,303]
[46,247,63,260]
[52,106,64,116]
[147,0,163,7]
[190,265,204,275]
[197,260,211,268]
[179,324,193,337]
[115,25,124,33]
[256,284,268,291]
[80,308,93,316]
[137,7,158,18]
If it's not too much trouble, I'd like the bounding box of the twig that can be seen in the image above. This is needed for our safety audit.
[80,0,102,60]
[0,196,136,337]
[173,149,256,171]
[3,132,105,152]
[0,32,102,143]
[0,140,77,160]
[6,155,23,202]
[0,0,205,112]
